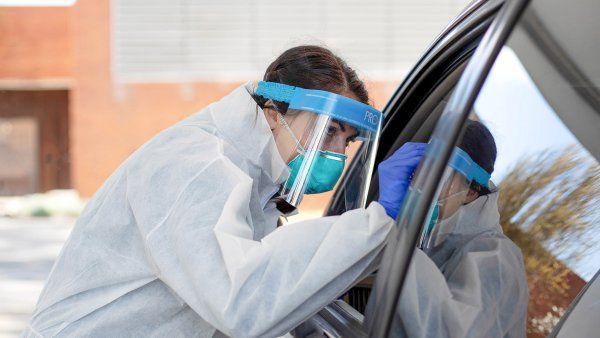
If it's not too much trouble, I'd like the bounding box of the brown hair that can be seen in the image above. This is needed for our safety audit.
[253,45,370,114]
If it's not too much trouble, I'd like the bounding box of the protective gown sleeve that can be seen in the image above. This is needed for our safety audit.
[394,237,528,338]
[126,132,393,338]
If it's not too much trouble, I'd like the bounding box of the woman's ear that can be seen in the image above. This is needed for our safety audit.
[464,189,480,204]
[262,101,279,131]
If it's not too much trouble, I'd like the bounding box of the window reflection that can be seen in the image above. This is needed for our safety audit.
[396,4,600,335]
[474,45,600,336]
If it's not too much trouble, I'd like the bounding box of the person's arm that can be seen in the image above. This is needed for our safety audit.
[129,153,392,338]
[394,238,528,338]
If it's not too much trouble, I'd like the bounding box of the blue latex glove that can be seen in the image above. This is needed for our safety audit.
[378,142,427,219]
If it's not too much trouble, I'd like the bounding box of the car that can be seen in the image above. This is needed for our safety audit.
[292,0,600,336]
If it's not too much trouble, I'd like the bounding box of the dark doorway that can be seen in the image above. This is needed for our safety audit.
[0,90,70,195]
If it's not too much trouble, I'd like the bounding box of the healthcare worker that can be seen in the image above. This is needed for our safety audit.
[23,46,423,338]
[393,120,529,337]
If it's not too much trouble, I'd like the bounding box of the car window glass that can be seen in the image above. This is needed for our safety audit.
[473,45,599,338]
[393,0,600,337]
[555,270,600,337]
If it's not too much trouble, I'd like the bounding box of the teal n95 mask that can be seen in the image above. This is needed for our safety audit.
[278,113,347,194]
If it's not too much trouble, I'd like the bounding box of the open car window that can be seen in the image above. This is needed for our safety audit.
[386,0,600,336]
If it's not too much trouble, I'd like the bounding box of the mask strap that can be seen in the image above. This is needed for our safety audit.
[278,113,306,154]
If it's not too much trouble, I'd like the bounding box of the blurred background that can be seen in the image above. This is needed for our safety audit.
[0,0,469,335]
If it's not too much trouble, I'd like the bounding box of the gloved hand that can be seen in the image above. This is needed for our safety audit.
[378,142,427,219]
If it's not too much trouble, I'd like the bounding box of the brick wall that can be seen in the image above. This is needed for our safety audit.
[0,7,72,79]
[70,0,398,198]
[1,1,398,212]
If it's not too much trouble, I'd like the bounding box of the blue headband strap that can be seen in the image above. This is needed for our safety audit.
[255,81,382,133]
[449,147,491,188]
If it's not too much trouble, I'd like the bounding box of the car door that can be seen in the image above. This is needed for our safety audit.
[550,270,600,337]
[290,1,505,337]
[363,0,600,337]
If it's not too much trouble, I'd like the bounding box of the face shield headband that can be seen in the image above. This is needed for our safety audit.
[255,81,382,137]
[448,147,491,189]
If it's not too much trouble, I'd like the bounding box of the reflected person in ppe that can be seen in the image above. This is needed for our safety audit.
[23,46,421,338]
[394,120,528,337]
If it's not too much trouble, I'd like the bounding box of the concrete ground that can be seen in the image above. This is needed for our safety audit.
[0,216,74,338]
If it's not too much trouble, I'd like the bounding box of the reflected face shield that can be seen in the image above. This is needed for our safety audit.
[419,147,492,250]
[254,81,383,210]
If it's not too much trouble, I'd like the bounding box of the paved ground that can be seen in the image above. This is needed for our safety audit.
[0,216,74,338]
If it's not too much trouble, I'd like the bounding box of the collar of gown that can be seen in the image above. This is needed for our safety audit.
[205,81,289,186]
[450,191,503,236]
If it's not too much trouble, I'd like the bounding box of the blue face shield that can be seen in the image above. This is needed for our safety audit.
[278,111,347,194]
[254,81,383,210]
[447,147,491,190]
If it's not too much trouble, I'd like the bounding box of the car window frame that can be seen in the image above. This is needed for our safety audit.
[309,0,505,336]
[363,0,531,336]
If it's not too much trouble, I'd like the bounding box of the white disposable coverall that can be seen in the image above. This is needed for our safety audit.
[394,192,528,337]
[24,83,393,338]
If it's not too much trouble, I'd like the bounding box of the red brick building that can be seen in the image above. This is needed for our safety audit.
[0,1,412,200]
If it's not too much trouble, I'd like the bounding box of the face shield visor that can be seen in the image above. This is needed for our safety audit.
[254,81,382,211]
[418,147,492,251]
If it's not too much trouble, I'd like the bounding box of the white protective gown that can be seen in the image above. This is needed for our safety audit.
[394,192,529,337]
[23,82,393,338]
